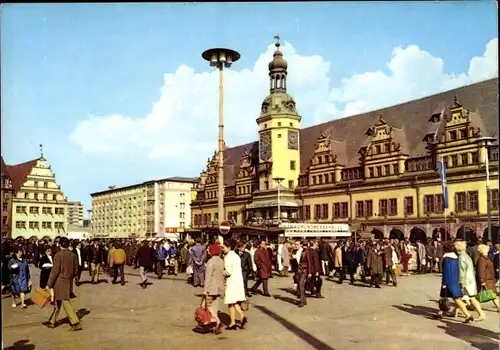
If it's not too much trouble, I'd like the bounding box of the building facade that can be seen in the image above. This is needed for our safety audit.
[191,40,499,243]
[1,157,14,238]
[4,152,69,240]
[67,201,84,227]
[91,177,198,239]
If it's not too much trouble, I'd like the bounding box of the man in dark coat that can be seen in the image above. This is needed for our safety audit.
[136,241,154,289]
[339,241,354,284]
[306,242,323,298]
[250,240,272,297]
[238,242,253,297]
[318,238,333,276]
[297,240,318,307]
[86,239,105,284]
[45,238,82,331]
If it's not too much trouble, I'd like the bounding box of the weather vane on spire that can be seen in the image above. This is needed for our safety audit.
[39,144,44,158]
[273,34,280,47]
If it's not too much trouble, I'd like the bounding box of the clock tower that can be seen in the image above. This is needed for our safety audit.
[257,36,302,191]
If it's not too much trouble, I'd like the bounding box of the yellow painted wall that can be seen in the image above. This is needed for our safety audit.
[259,117,300,190]
[11,159,68,240]
[300,178,498,222]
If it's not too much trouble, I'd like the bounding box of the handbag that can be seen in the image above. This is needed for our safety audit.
[477,287,496,303]
[240,300,249,311]
[438,287,451,312]
[194,296,212,325]
[31,287,51,309]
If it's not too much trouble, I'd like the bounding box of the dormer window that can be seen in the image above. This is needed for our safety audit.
[375,145,381,154]
[459,128,466,139]
[430,113,441,123]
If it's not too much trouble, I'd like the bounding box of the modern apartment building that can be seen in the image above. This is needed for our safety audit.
[2,150,69,239]
[67,201,84,227]
[90,176,199,239]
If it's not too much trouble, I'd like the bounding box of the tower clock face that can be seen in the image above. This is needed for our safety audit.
[260,131,272,161]
[288,130,299,150]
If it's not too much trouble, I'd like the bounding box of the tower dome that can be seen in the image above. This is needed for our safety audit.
[268,42,288,71]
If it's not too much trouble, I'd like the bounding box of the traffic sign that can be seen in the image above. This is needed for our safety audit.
[219,221,231,235]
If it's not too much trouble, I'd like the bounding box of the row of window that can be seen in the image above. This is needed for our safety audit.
[30,181,50,188]
[15,221,65,229]
[92,221,186,233]
[20,192,60,200]
[15,206,65,215]
[444,152,479,168]
[298,190,499,220]
[193,210,240,226]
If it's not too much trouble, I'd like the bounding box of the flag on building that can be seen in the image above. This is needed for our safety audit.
[437,157,449,209]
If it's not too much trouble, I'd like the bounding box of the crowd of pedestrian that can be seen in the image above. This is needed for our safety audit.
[1,234,499,334]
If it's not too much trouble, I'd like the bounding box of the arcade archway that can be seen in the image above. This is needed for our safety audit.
[389,228,405,241]
[482,225,500,245]
[409,227,427,243]
[371,229,384,240]
[432,227,450,242]
[456,226,477,243]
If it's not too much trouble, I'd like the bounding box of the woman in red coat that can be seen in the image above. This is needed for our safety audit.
[250,240,272,296]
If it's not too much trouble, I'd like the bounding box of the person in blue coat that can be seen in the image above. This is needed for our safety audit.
[8,245,32,309]
[435,241,473,323]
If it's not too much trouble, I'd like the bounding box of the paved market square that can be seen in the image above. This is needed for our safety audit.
[2,266,499,350]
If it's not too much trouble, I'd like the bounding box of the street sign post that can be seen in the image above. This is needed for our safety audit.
[219,221,231,235]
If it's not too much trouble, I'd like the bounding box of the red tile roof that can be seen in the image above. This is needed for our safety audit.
[5,159,39,192]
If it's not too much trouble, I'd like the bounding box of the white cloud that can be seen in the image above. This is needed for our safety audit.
[70,37,498,166]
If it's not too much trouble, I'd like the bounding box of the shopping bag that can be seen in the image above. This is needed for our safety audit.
[31,287,51,309]
[477,287,496,303]
[186,265,193,275]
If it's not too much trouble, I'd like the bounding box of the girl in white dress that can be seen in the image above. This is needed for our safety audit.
[222,238,247,330]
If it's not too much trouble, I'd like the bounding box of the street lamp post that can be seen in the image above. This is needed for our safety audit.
[273,177,284,225]
[202,48,240,230]
[476,136,495,242]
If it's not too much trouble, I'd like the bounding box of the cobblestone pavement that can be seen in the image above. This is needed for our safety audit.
[2,266,499,350]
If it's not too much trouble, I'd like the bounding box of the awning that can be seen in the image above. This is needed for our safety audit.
[246,199,299,209]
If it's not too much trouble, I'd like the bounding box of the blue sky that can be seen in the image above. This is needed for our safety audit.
[1,2,498,213]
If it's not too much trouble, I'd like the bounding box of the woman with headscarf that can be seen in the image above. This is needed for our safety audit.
[8,245,31,308]
[222,238,247,330]
[476,244,500,312]
[455,241,485,320]
[204,244,225,334]
[435,242,473,322]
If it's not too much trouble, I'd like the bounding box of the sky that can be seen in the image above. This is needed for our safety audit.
[1,2,498,214]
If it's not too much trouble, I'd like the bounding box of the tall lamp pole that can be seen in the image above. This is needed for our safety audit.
[273,177,284,225]
[202,48,240,231]
[476,136,495,242]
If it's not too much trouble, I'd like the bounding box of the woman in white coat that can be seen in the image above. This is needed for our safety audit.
[455,241,486,320]
[222,238,247,330]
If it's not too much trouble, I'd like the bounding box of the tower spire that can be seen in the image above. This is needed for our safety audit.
[39,144,44,158]
[268,35,288,93]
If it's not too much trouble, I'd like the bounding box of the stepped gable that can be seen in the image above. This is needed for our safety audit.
[298,78,498,173]
[4,159,38,192]
[223,141,258,186]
